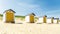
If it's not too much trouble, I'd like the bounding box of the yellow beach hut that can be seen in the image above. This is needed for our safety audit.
[53,18,59,24]
[3,9,16,23]
[47,17,54,24]
[58,20,60,24]
[43,15,47,23]
[25,13,35,23]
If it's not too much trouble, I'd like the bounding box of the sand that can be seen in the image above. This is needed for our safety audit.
[0,21,60,34]
[0,18,60,34]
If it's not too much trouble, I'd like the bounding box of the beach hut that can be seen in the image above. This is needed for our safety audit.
[43,15,47,23]
[37,16,43,24]
[58,20,60,24]
[47,17,54,24]
[25,13,35,23]
[37,15,47,24]
[3,9,16,23]
[53,18,59,24]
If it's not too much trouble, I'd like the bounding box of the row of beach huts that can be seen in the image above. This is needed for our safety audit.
[3,9,60,24]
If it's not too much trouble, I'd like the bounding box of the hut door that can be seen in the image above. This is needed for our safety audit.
[30,16,34,23]
[6,12,14,22]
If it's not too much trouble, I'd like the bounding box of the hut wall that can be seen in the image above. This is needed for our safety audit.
[25,16,30,22]
[53,20,57,24]
[3,13,6,22]
[38,17,43,23]
[47,19,51,23]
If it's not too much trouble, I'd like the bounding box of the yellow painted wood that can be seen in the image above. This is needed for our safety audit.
[5,11,14,23]
[30,15,34,23]
[51,18,54,23]
[57,20,59,23]
[43,16,47,23]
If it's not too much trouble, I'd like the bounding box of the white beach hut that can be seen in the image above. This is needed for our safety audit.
[37,15,47,24]
[53,18,59,24]
[47,17,54,24]
[25,13,35,23]
[37,16,43,24]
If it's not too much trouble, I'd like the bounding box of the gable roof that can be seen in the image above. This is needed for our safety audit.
[26,13,36,16]
[47,17,54,19]
[54,18,59,20]
[44,15,47,17]
[3,9,16,13]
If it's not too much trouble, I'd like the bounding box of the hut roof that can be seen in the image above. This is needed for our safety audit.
[3,9,16,13]
[47,17,52,19]
[44,15,47,17]
[54,18,59,20]
[47,17,54,19]
[38,15,47,18]
[27,13,36,16]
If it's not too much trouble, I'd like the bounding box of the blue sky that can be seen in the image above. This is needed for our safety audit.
[0,0,60,18]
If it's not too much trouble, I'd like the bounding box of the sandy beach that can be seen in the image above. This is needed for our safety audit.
[0,19,60,34]
[0,17,60,34]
